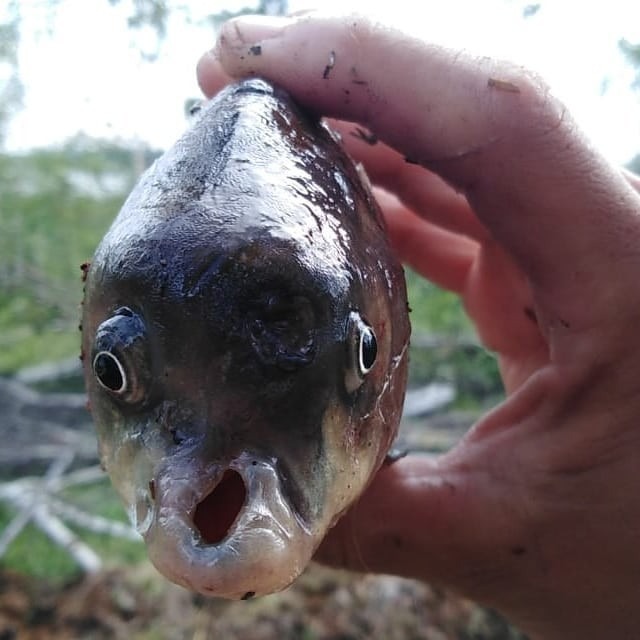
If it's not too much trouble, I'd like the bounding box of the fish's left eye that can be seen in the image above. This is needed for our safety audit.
[93,351,127,394]
[345,312,377,393]
[91,307,151,405]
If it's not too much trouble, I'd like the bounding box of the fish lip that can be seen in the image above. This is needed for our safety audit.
[142,451,317,599]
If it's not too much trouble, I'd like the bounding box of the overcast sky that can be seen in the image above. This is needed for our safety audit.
[5,0,640,165]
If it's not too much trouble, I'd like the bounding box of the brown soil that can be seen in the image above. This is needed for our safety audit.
[0,563,526,640]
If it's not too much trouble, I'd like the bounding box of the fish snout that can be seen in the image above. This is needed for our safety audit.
[141,452,317,598]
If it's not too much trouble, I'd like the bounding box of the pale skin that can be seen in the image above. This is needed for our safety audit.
[197,13,640,639]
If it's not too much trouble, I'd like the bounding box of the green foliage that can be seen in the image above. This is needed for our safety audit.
[0,507,79,581]
[0,135,158,374]
[405,269,472,335]
[0,1,23,145]
[404,269,502,404]
[0,311,79,374]
[408,339,502,405]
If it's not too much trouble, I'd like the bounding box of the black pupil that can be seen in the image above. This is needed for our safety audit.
[360,329,377,371]
[94,353,124,392]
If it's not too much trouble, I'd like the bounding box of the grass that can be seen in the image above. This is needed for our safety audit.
[0,324,80,375]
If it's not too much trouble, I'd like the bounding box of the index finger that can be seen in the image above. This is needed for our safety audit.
[201,13,640,339]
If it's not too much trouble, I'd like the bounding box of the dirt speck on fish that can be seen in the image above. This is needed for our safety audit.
[81,78,410,599]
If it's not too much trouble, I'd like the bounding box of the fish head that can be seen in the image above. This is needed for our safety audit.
[82,79,410,599]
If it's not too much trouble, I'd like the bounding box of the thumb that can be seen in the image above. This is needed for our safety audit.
[315,450,525,597]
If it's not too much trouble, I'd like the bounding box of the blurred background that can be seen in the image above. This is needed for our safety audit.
[0,1,638,638]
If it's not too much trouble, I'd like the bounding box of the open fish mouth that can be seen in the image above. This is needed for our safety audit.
[134,452,316,599]
[193,469,247,545]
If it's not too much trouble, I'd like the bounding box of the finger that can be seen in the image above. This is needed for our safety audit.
[623,167,640,192]
[376,190,546,383]
[374,188,477,293]
[330,122,488,243]
[462,240,548,389]
[315,452,529,606]
[196,54,233,98]
[203,13,640,338]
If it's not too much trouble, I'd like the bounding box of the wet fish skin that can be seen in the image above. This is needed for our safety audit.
[82,78,410,599]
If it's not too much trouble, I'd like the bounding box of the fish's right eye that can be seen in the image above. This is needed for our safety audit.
[91,307,151,405]
[93,351,127,394]
[345,312,377,394]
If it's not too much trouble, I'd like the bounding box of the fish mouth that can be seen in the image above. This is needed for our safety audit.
[138,452,317,599]
[192,469,247,545]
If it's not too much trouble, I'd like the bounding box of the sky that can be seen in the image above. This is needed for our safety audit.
[4,0,640,165]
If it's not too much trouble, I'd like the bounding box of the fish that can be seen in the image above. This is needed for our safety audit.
[81,78,410,599]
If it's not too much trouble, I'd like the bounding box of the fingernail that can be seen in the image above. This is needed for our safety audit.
[218,14,297,49]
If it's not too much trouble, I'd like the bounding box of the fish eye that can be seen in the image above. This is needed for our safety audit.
[91,307,150,404]
[345,312,377,393]
[358,325,378,374]
[93,351,127,394]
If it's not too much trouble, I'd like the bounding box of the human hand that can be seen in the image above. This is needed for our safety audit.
[198,13,640,639]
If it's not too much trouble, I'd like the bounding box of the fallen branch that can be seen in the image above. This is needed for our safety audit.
[48,497,141,541]
[0,452,74,557]
[31,503,102,573]
[0,454,140,571]
[0,376,143,571]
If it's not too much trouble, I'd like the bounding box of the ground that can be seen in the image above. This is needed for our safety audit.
[0,563,527,640]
